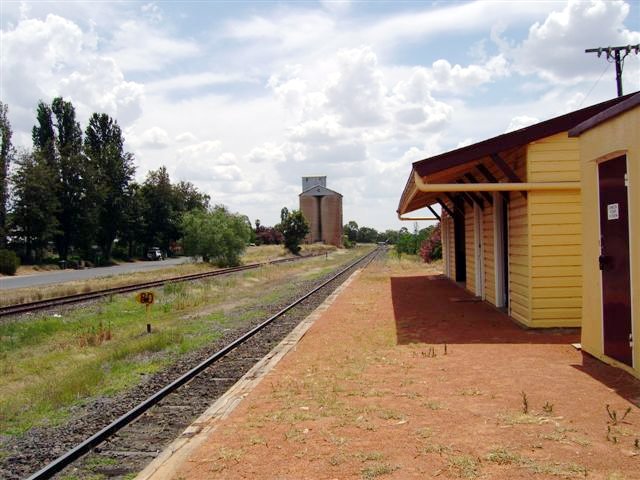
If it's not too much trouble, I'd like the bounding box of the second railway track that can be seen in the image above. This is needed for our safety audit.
[0,254,324,318]
[2,246,383,480]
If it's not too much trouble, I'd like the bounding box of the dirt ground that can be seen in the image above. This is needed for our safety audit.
[163,257,640,480]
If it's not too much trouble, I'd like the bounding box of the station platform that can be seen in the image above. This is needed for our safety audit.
[137,258,640,479]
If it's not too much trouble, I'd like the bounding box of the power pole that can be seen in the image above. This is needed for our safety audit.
[585,44,640,97]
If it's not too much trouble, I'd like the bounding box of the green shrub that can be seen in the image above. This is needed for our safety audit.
[0,249,20,275]
[343,235,355,249]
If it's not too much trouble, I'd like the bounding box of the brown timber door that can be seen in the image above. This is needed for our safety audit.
[598,155,632,366]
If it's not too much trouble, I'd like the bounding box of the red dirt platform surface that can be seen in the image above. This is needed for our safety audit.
[153,258,640,479]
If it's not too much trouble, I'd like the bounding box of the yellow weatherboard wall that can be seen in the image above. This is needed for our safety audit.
[527,133,582,328]
[437,134,584,328]
[577,107,640,378]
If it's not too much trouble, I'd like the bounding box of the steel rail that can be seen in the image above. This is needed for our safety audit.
[24,247,380,480]
[0,254,323,318]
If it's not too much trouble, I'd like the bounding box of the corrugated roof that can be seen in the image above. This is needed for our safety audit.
[397,92,638,215]
[568,92,640,136]
[412,93,636,177]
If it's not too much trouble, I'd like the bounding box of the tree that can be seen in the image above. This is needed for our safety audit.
[277,207,309,255]
[0,102,14,247]
[254,218,283,245]
[357,226,378,243]
[84,113,135,263]
[31,98,91,260]
[10,151,59,262]
[173,180,210,212]
[181,206,251,267]
[344,220,359,242]
[378,229,399,245]
[119,183,147,259]
[140,166,178,253]
[51,97,93,259]
[32,101,56,169]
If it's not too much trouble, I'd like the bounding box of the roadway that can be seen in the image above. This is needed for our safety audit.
[0,257,192,290]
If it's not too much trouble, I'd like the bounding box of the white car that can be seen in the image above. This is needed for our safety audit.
[146,247,164,261]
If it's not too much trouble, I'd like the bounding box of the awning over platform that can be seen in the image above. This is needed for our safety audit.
[397,93,635,217]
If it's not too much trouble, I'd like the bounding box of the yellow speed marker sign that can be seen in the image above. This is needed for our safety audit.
[136,291,155,305]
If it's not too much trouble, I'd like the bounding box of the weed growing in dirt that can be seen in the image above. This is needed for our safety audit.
[448,454,480,478]
[329,453,347,466]
[418,443,451,456]
[361,462,399,479]
[460,388,482,396]
[540,427,591,447]
[606,404,631,425]
[542,401,554,414]
[484,447,588,478]
[423,400,443,410]
[521,391,529,414]
[485,447,522,465]
[357,451,386,462]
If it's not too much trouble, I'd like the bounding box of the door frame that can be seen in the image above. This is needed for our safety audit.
[596,153,635,368]
[473,203,484,299]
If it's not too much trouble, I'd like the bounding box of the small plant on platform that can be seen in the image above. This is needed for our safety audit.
[361,462,399,479]
[448,454,480,478]
[521,391,529,414]
[606,404,631,425]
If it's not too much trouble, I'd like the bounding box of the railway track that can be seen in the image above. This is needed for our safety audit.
[0,254,323,318]
[5,246,382,480]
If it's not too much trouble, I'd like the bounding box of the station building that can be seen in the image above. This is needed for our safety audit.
[568,93,640,378]
[397,92,640,379]
[299,176,343,247]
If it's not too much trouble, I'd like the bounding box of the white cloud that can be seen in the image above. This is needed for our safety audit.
[245,143,287,164]
[146,72,256,96]
[505,115,539,132]
[510,0,640,83]
[0,14,144,130]
[325,47,388,126]
[141,3,163,23]
[138,126,170,149]
[175,132,197,143]
[108,20,201,73]
[176,140,222,159]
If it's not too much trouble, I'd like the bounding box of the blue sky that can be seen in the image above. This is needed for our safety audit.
[1,0,639,230]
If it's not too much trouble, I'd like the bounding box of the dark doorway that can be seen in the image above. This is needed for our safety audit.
[598,155,632,366]
[453,196,466,282]
[494,193,509,308]
[501,196,509,308]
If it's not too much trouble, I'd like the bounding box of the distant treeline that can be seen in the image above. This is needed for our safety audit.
[0,98,209,267]
[343,220,441,262]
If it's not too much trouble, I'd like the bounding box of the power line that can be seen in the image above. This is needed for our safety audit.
[579,61,611,108]
[585,44,640,97]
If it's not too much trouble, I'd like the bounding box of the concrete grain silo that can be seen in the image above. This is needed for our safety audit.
[299,176,343,247]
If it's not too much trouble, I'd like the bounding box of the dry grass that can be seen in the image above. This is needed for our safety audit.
[0,245,340,307]
[0,246,373,434]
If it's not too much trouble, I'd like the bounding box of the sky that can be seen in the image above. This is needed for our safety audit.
[1,0,639,231]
